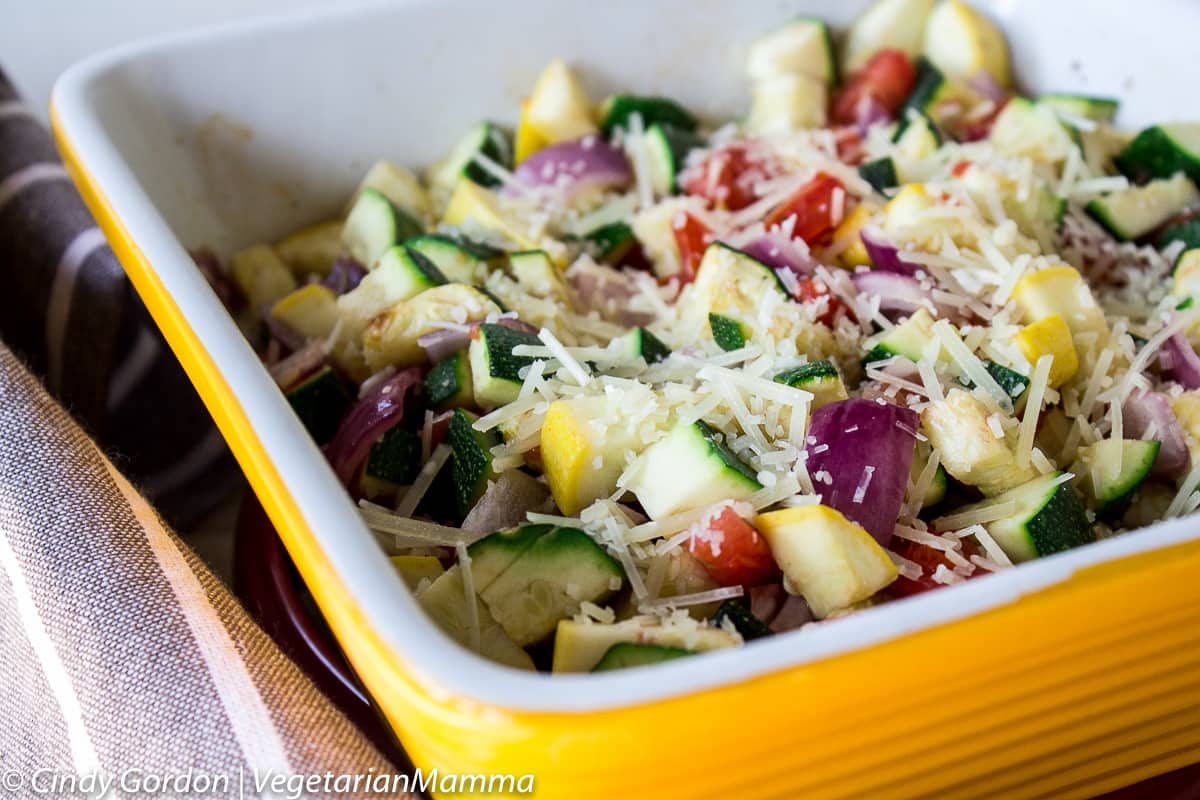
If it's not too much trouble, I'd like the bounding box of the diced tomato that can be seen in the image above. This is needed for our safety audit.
[671,211,710,284]
[688,506,779,588]
[763,172,845,245]
[833,126,865,165]
[887,537,979,598]
[794,277,845,326]
[831,49,918,127]
[681,143,777,211]
[951,160,973,177]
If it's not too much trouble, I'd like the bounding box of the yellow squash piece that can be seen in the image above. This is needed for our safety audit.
[230,244,297,311]
[362,284,500,371]
[922,0,1011,87]
[274,220,345,276]
[745,73,828,134]
[754,505,898,619]
[514,99,548,165]
[441,180,539,250]
[270,283,339,340]
[842,0,936,74]
[832,204,873,268]
[1012,265,1110,376]
[541,396,642,516]
[525,59,598,144]
[390,555,446,592]
[1172,392,1200,466]
[1015,313,1079,389]
[881,183,968,250]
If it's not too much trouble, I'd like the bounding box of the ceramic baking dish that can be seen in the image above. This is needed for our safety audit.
[51,1,1200,796]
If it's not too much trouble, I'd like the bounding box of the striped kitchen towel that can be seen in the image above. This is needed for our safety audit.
[0,67,237,529]
[0,343,409,799]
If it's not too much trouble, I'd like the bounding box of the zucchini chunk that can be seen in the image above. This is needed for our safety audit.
[404,233,501,285]
[628,420,762,520]
[746,17,837,84]
[341,188,423,267]
[468,322,545,409]
[708,313,749,352]
[949,472,1094,563]
[773,359,848,409]
[284,366,351,444]
[1115,123,1200,185]
[863,307,938,365]
[1038,94,1120,124]
[476,526,625,646]
[552,618,739,673]
[989,97,1078,163]
[600,95,697,136]
[425,352,474,410]
[712,599,773,641]
[1156,215,1200,252]
[644,123,704,194]
[614,326,671,364]
[1073,438,1161,518]
[350,160,432,225]
[746,73,828,134]
[447,408,500,516]
[592,642,693,672]
[1085,173,1200,242]
[858,157,899,194]
[920,388,1036,496]
[361,427,422,498]
[893,111,943,162]
[427,121,513,191]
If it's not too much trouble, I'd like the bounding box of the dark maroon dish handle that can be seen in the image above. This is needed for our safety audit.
[232,493,411,770]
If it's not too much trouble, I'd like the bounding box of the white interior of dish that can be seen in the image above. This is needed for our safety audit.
[52,0,1200,711]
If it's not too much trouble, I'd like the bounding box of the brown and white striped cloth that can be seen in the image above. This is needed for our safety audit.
[0,346,406,798]
[0,69,411,796]
[0,66,237,530]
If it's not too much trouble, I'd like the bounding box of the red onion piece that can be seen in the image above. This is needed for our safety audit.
[261,305,307,353]
[192,248,241,311]
[509,135,632,198]
[321,257,367,295]
[851,270,934,316]
[417,327,472,362]
[748,583,786,624]
[461,471,551,534]
[769,595,814,633]
[269,340,327,390]
[853,94,893,137]
[968,70,1008,104]
[805,398,918,546]
[492,317,539,335]
[1122,390,1191,479]
[740,233,815,276]
[1161,330,1200,390]
[567,261,657,326]
[325,367,422,484]
[860,227,921,276]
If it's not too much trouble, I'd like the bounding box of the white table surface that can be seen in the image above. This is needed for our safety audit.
[2,0,331,119]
